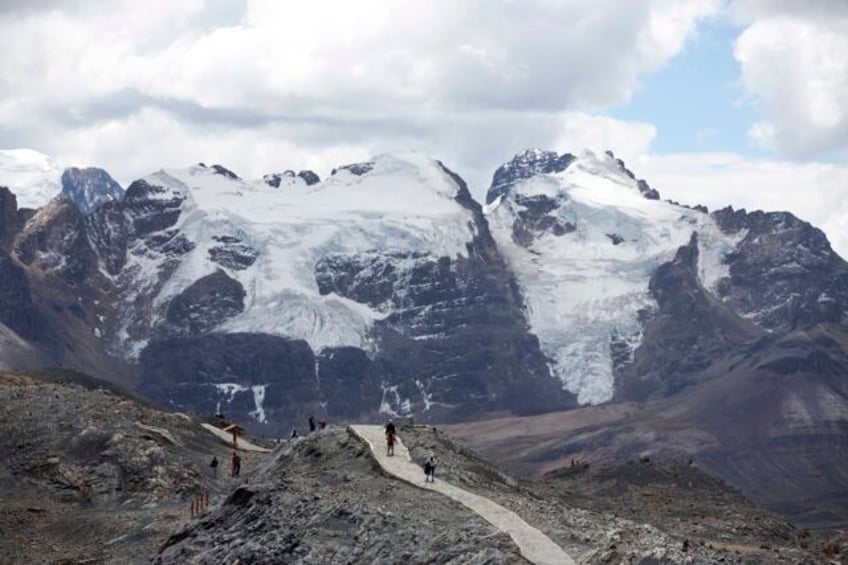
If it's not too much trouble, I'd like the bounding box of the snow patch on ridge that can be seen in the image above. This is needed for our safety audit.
[487,150,739,405]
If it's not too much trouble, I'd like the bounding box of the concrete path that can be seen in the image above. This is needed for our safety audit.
[200,423,271,452]
[350,425,575,565]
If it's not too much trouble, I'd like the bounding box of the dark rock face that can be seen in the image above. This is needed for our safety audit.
[84,200,130,274]
[123,179,186,237]
[262,172,288,188]
[14,198,98,286]
[486,149,575,204]
[297,170,320,185]
[713,206,848,332]
[331,161,374,176]
[263,170,320,188]
[509,194,576,247]
[210,164,239,180]
[0,248,47,341]
[0,186,17,247]
[161,270,246,337]
[315,252,406,308]
[316,347,382,421]
[208,235,258,270]
[60,167,123,214]
[139,333,319,429]
[618,233,763,400]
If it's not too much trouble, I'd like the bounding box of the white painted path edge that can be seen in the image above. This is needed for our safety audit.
[349,425,576,565]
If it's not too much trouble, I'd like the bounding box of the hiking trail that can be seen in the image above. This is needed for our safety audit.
[349,424,576,565]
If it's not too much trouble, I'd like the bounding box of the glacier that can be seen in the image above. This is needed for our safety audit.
[485,150,743,404]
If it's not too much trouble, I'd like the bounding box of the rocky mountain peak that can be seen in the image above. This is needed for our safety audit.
[61,167,123,214]
[604,150,660,200]
[262,169,321,188]
[486,148,576,204]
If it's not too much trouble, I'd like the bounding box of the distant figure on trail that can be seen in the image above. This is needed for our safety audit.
[290,428,298,438]
[318,420,327,430]
[231,451,241,477]
[385,419,397,456]
[308,416,316,432]
[424,454,437,482]
[210,455,219,478]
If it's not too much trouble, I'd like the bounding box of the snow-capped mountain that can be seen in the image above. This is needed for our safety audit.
[0,151,572,428]
[0,147,846,437]
[0,149,62,208]
[486,148,848,404]
[485,149,742,404]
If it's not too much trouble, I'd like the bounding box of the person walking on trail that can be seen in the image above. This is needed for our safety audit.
[210,455,219,479]
[424,454,437,482]
[385,419,397,456]
[231,451,241,477]
[308,415,316,432]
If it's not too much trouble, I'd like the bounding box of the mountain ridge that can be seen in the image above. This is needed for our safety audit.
[0,146,845,530]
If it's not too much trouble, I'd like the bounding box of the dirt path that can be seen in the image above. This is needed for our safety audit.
[350,425,576,565]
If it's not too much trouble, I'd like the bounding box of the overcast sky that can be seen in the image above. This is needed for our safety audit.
[1,0,847,255]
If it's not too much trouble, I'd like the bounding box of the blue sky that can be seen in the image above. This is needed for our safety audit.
[608,18,760,156]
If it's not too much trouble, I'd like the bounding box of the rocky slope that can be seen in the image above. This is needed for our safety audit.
[0,369,269,564]
[1,368,839,564]
[159,424,823,564]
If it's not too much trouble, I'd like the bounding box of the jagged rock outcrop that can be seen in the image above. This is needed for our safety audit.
[713,206,848,331]
[60,167,123,214]
[0,248,48,341]
[263,169,321,188]
[486,149,575,204]
[14,197,98,286]
[0,186,17,247]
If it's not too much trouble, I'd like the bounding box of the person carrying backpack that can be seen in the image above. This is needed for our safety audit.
[385,419,397,456]
[424,454,437,482]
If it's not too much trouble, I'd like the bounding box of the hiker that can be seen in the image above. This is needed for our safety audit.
[290,428,298,438]
[231,451,241,477]
[308,415,316,432]
[424,454,437,482]
[318,420,327,430]
[385,419,397,456]
[210,455,219,478]
[386,429,396,456]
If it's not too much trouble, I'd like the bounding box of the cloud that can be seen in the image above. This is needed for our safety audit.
[636,152,848,258]
[731,2,848,157]
[0,0,718,186]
